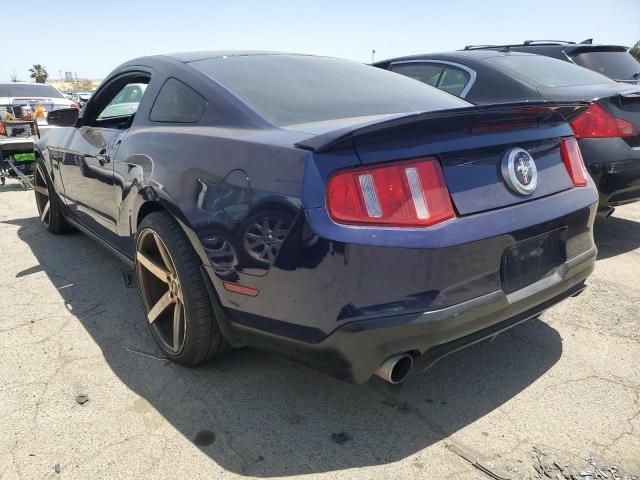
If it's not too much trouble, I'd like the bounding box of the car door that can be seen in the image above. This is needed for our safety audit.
[389,61,475,98]
[56,71,151,243]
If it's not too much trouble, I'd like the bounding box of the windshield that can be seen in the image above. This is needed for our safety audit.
[190,55,469,127]
[569,51,640,81]
[0,83,65,99]
[488,54,614,88]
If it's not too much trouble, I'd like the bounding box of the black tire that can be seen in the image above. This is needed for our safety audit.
[136,211,229,366]
[33,161,73,234]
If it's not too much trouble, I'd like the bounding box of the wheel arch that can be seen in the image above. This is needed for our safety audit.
[135,200,166,229]
[134,198,213,273]
[134,198,242,348]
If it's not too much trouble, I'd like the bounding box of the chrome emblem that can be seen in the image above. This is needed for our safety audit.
[501,148,538,195]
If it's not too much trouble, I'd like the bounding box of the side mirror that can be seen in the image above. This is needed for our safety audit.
[47,108,79,127]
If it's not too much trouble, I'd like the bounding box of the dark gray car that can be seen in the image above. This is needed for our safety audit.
[375,50,640,212]
[462,40,640,85]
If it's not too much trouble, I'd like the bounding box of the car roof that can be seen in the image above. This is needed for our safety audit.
[0,82,57,87]
[155,50,303,63]
[463,42,629,52]
[374,49,538,66]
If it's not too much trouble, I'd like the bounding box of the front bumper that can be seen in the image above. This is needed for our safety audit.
[227,246,596,383]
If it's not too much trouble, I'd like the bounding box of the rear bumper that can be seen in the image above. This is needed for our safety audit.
[579,137,640,208]
[227,246,596,383]
[595,159,640,207]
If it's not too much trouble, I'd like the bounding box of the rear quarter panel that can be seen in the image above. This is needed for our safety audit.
[112,126,312,275]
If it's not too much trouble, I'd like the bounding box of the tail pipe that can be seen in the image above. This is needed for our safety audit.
[374,353,414,384]
[598,207,615,218]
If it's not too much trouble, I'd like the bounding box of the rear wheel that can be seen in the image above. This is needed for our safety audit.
[135,212,228,365]
[33,162,72,234]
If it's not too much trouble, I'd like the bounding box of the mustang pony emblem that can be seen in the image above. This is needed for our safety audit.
[502,148,538,195]
[516,158,532,185]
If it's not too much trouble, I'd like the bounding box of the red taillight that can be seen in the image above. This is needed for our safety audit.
[570,103,636,138]
[70,103,79,110]
[326,157,455,227]
[561,137,588,187]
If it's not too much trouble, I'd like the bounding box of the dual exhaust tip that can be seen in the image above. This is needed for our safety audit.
[374,353,414,384]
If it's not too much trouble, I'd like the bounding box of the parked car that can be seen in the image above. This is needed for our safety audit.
[1,83,77,181]
[0,83,78,123]
[35,52,597,384]
[69,91,93,109]
[461,40,640,85]
[375,50,640,213]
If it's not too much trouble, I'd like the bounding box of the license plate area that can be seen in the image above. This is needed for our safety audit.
[500,228,567,295]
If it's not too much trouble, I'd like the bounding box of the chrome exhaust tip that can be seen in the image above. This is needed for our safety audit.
[598,207,615,218]
[374,354,414,384]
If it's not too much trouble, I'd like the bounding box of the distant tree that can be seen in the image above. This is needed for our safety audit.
[10,69,20,82]
[28,64,48,83]
[630,41,640,62]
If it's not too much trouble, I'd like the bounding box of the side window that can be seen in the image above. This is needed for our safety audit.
[97,83,148,121]
[438,67,471,96]
[390,63,444,87]
[149,78,207,123]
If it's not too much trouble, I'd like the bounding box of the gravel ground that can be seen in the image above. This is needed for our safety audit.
[0,180,639,479]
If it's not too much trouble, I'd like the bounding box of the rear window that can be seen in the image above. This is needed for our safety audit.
[390,63,444,87]
[0,83,65,99]
[488,55,614,88]
[569,51,640,81]
[390,63,471,97]
[189,55,468,126]
[438,67,471,96]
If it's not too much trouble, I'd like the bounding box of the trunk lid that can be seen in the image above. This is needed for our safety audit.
[597,88,640,144]
[536,83,640,146]
[296,102,588,216]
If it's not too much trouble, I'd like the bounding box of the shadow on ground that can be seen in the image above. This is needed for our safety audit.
[594,215,640,260]
[6,215,563,477]
[0,182,31,192]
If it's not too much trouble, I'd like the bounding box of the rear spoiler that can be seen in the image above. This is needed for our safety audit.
[564,45,629,55]
[295,101,589,153]
[619,87,640,99]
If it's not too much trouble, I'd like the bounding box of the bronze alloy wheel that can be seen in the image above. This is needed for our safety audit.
[136,228,186,354]
[33,164,51,227]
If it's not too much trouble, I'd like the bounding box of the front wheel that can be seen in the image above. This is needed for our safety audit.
[33,162,73,234]
[135,212,228,365]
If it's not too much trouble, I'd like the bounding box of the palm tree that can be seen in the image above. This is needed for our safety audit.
[630,41,640,62]
[29,64,49,83]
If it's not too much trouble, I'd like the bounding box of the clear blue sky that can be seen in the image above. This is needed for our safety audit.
[2,0,639,82]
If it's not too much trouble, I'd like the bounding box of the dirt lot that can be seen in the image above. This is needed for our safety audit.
[1,180,639,479]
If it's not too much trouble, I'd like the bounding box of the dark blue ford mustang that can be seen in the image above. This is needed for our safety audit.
[35,52,598,384]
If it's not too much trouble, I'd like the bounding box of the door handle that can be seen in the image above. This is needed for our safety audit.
[96,149,111,164]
